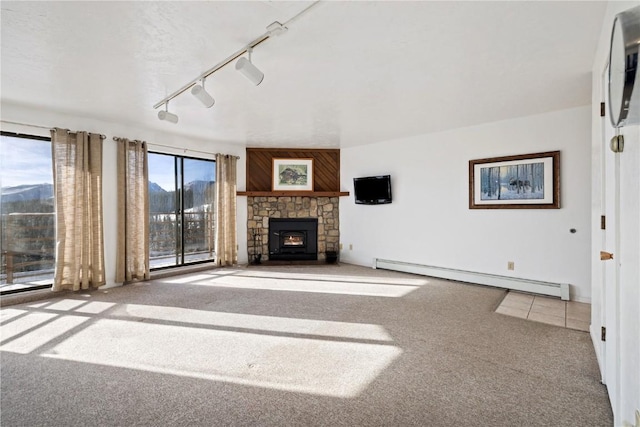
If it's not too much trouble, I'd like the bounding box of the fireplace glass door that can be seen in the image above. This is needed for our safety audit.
[281,231,306,248]
[268,218,318,261]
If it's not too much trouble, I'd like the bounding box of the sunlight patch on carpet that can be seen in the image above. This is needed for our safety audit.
[119,304,394,341]
[1,311,57,342]
[1,313,88,354]
[170,275,420,297]
[163,274,215,284]
[42,318,402,398]
[0,308,28,323]
[235,270,429,286]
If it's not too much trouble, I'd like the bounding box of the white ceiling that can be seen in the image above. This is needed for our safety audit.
[1,1,607,149]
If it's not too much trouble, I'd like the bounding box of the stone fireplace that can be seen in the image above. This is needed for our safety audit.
[247,196,339,262]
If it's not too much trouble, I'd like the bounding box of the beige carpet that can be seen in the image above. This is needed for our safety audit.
[0,264,612,426]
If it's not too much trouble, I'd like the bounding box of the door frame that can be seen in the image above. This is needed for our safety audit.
[599,62,622,419]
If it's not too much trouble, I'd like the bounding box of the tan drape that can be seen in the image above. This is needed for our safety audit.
[115,138,149,282]
[51,128,105,291]
[215,154,237,266]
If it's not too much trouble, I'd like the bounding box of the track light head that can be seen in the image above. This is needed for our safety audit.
[191,82,215,108]
[236,48,264,86]
[158,109,179,124]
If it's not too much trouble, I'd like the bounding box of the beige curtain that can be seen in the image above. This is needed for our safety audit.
[115,138,149,282]
[51,128,105,291]
[215,154,238,266]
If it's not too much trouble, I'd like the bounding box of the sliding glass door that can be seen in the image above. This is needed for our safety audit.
[183,158,216,264]
[0,132,55,293]
[148,153,216,269]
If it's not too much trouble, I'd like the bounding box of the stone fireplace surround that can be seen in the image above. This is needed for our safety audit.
[247,196,339,262]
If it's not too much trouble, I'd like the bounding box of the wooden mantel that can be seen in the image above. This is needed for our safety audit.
[237,191,349,197]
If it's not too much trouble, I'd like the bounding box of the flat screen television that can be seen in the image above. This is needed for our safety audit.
[353,175,392,205]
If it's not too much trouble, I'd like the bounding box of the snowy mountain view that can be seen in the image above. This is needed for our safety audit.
[148,180,215,213]
[1,183,54,214]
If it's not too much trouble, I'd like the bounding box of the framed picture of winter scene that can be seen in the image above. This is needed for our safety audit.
[272,158,314,191]
[469,151,560,209]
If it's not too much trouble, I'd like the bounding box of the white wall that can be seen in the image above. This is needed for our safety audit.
[590,2,640,425]
[340,106,592,302]
[1,101,249,287]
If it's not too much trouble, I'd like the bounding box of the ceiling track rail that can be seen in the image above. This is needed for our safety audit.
[152,1,321,110]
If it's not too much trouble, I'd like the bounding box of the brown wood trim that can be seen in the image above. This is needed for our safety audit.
[246,147,341,192]
[237,191,349,197]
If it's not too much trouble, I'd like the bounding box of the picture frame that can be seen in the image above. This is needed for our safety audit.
[272,158,314,191]
[469,151,560,209]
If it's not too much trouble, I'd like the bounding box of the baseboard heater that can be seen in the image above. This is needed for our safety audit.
[374,258,570,300]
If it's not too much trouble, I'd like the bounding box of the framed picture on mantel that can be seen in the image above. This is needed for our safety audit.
[272,158,314,191]
[469,151,560,209]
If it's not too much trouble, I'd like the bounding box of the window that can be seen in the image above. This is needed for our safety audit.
[0,132,54,294]
[148,152,216,269]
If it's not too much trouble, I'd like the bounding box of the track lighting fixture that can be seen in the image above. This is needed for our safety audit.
[158,103,179,124]
[152,2,321,117]
[191,78,215,108]
[235,47,264,86]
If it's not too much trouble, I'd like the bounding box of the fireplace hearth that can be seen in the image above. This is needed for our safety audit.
[269,218,318,261]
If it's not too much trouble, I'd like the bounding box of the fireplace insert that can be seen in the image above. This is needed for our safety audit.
[268,218,318,261]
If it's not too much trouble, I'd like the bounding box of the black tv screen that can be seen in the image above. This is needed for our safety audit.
[353,175,392,205]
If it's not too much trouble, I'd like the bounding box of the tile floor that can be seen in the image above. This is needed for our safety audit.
[496,291,590,331]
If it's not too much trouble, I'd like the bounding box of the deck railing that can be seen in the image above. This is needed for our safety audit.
[1,211,216,287]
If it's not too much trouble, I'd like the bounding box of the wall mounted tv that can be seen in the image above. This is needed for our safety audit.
[353,175,392,205]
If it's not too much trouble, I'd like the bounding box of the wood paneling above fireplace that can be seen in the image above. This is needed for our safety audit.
[241,148,347,197]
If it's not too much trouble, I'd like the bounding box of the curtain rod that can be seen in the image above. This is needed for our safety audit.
[1,120,106,138]
[2,122,232,158]
[52,127,106,139]
[1,119,51,130]
[113,137,240,159]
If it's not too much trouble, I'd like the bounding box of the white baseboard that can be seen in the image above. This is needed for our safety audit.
[374,258,570,300]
